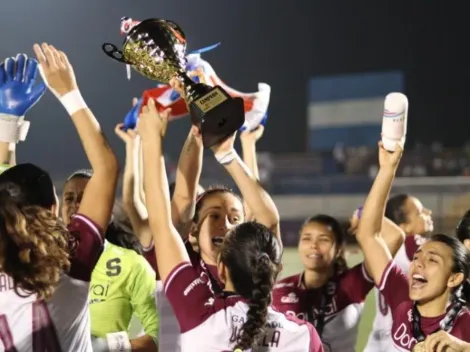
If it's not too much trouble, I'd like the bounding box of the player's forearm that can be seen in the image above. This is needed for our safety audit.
[241,140,259,220]
[224,155,279,233]
[171,131,203,225]
[381,217,406,257]
[70,108,119,175]
[122,144,153,247]
[0,142,11,170]
[357,166,396,244]
[130,335,158,352]
[142,137,172,234]
[241,139,259,180]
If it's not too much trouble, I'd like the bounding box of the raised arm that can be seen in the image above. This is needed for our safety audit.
[171,126,203,238]
[34,43,119,230]
[240,125,264,221]
[211,133,281,243]
[167,78,203,238]
[116,108,154,249]
[356,142,403,286]
[350,208,405,259]
[137,99,189,283]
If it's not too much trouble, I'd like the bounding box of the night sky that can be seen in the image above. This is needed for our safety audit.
[1,0,466,180]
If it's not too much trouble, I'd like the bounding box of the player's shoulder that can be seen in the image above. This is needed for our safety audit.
[274,273,301,289]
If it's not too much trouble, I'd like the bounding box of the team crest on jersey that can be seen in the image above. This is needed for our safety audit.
[204,297,215,306]
[407,309,413,322]
[280,292,299,303]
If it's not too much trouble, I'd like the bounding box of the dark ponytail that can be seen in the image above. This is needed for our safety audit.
[462,280,470,309]
[236,254,276,350]
[220,222,282,351]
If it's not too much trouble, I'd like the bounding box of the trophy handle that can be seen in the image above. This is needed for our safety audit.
[102,43,130,64]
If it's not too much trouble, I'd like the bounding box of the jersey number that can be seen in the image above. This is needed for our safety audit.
[0,301,61,351]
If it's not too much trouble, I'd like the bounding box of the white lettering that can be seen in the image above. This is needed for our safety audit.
[393,323,417,349]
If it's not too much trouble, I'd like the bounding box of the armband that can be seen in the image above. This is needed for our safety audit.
[106,331,131,352]
[214,148,238,165]
[0,114,30,144]
[59,90,88,116]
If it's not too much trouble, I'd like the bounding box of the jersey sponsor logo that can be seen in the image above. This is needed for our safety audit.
[280,292,299,304]
[392,323,418,350]
[0,274,14,293]
[89,282,111,303]
[183,271,211,296]
[106,258,122,277]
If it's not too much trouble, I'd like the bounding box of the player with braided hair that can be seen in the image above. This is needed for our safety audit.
[135,97,323,351]
[356,141,470,351]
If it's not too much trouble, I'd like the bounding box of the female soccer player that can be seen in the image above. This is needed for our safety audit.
[365,194,433,352]
[0,43,119,351]
[124,78,272,351]
[61,170,159,351]
[136,98,323,351]
[356,141,470,351]
[272,213,404,351]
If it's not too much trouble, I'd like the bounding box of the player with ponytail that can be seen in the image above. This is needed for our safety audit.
[356,141,470,351]
[136,97,323,351]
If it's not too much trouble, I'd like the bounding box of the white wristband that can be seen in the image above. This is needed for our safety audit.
[215,148,238,165]
[59,89,87,116]
[106,331,131,352]
[0,114,30,144]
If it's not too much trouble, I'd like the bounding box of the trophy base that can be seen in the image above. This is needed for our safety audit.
[189,86,245,148]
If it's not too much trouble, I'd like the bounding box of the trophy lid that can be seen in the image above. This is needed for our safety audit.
[102,18,189,83]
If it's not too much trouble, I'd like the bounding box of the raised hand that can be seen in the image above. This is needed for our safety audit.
[33,43,78,98]
[136,98,171,140]
[378,140,403,170]
[240,124,264,145]
[122,97,142,131]
[0,54,46,117]
[211,132,237,156]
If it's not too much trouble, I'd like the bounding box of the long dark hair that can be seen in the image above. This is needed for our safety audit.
[456,209,470,242]
[302,214,348,274]
[0,164,73,299]
[65,170,142,254]
[193,185,242,224]
[220,222,282,350]
[106,202,142,254]
[385,194,410,225]
[430,234,470,308]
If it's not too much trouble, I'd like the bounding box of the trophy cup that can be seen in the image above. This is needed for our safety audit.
[102,18,245,148]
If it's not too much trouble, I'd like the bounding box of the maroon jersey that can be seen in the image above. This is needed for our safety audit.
[378,260,470,351]
[163,261,324,351]
[366,234,427,352]
[272,263,374,352]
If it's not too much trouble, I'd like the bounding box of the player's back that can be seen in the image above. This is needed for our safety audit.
[0,273,92,352]
[165,262,323,352]
[0,214,104,352]
[182,297,320,352]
